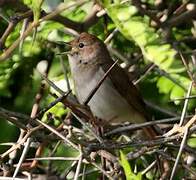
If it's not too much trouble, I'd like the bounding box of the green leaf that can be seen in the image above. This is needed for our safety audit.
[157,76,174,94]
[170,85,185,105]
[119,151,142,180]
[23,0,43,21]
[187,137,196,148]
[101,0,192,99]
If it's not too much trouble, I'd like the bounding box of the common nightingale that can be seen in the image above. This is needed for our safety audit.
[67,32,156,138]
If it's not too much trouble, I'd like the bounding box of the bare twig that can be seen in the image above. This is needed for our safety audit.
[81,164,87,180]
[169,127,188,180]
[145,100,179,117]
[91,162,113,180]
[84,60,118,105]
[27,157,79,161]
[169,95,196,102]
[38,70,65,95]
[0,0,87,61]
[155,67,186,90]
[104,116,189,136]
[107,45,131,65]
[71,112,104,144]
[142,160,157,175]
[0,177,25,180]
[0,11,32,49]
[0,107,28,130]
[19,18,29,54]
[74,153,83,180]
[35,91,71,119]
[104,28,118,44]
[1,126,41,159]
[87,134,181,152]
[60,160,78,178]
[164,82,193,137]
[134,63,156,85]
[179,82,192,126]
[12,137,32,178]
[163,7,196,28]
[127,147,157,160]
[132,0,161,26]
[35,119,79,150]
[179,52,196,85]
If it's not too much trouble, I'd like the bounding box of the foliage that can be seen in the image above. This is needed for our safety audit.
[119,151,142,180]
[23,0,44,21]
[0,0,196,179]
[102,0,191,100]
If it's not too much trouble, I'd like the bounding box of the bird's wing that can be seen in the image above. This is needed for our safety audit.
[101,58,159,138]
[101,57,151,122]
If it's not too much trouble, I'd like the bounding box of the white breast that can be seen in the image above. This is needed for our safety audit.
[73,67,145,124]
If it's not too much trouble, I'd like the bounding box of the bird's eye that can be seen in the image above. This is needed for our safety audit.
[78,42,84,48]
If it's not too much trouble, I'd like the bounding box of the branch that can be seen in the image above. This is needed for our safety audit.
[163,7,196,28]
[0,3,72,61]
[0,107,29,130]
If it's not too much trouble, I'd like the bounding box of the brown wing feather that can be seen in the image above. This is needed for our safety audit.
[100,55,157,138]
[101,57,151,121]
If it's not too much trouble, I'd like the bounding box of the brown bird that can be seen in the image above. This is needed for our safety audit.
[67,32,157,138]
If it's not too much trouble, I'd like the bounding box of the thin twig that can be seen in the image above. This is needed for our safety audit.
[104,28,118,44]
[35,91,71,119]
[0,107,28,130]
[169,95,196,102]
[26,157,79,161]
[134,63,156,85]
[12,137,32,178]
[91,162,113,180]
[0,11,32,49]
[38,70,65,95]
[107,45,131,65]
[163,7,196,28]
[0,177,25,180]
[127,146,157,160]
[169,127,188,180]
[71,112,104,144]
[145,100,179,117]
[155,67,186,90]
[132,0,161,26]
[81,164,86,180]
[0,0,87,61]
[1,126,41,159]
[78,169,99,178]
[84,60,118,105]
[60,161,78,178]
[179,82,192,126]
[35,119,79,150]
[104,116,190,136]
[87,134,181,152]
[19,18,29,53]
[142,160,157,175]
[179,52,196,85]
[74,153,83,180]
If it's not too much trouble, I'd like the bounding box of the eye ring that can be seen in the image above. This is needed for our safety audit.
[78,42,84,48]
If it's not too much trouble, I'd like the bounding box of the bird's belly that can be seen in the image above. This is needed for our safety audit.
[75,69,145,124]
[88,81,145,124]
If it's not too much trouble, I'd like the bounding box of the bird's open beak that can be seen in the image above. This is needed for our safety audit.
[56,51,71,55]
[55,41,72,56]
[55,41,72,47]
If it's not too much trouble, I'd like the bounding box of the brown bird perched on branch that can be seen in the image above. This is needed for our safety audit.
[67,32,157,139]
